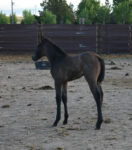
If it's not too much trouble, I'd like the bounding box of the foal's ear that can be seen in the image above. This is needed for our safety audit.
[40,34,45,42]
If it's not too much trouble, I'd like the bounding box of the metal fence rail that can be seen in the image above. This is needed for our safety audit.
[0,24,132,54]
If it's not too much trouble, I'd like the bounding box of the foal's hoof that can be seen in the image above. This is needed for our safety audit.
[52,122,57,127]
[95,126,101,130]
[95,120,103,130]
[63,120,68,125]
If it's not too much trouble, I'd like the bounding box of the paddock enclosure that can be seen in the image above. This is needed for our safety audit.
[0,24,132,150]
[0,24,132,54]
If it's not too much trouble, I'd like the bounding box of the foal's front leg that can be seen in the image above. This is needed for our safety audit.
[53,81,62,126]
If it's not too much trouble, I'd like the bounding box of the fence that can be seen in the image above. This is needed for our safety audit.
[0,25,37,54]
[99,24,132,53]
[0,24,132,54]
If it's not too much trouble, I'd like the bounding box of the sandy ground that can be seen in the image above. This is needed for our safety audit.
[0,54,132,150]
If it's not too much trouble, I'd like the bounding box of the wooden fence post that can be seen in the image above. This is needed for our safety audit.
[96,24,102,53]
[37,24,44,45]
[128,25,132,53]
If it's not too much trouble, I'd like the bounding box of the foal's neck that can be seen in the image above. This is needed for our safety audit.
[44,41,67,66]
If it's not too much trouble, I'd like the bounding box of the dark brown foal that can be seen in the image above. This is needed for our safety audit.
[32,37,105,129]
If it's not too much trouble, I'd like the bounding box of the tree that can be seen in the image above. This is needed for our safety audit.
[40,0,75,24]
[105,0,110,6]
[95,0,111,24]
[21,10,35,24]
[0,11,9,24]
[63,3,75,24]
[96,6,110,24]
[113,0,126,6]
[76,0,100,24]
[113,0,132,24]
[41,10,56,24]
[9,14,17,24]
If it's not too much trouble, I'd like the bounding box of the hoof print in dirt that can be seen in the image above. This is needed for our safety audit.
[104,118,112,124]
[125,73,129,76]
[56,146,64,150]
[36,85,54,90]
[109,61,116,65]
[110,66,122,70]
[8,76,11,79]
[27,104,32,106]
[1,104,10,108]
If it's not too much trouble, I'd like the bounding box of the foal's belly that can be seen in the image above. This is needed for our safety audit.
[67,69,84,81]
[66,60,83,81]
[68,73,83,81]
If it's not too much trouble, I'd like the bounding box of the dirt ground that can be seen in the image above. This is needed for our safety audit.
[0,54,132,150]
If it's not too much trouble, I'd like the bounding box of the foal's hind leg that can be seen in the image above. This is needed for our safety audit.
[97,84,103,106]
[84,68,103,129]
[89,82,103,129]
[62,82,69,125]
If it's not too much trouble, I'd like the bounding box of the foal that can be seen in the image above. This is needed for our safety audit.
[32,38,105,129]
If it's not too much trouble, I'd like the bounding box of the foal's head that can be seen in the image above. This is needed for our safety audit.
[32,39,47,61]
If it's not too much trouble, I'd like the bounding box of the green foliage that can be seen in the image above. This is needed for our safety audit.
[21,10,35,24]
[113,0,132,24]
[40,0,75,24]
[0,11,9,24]
[10,14,17,24]
[64,19,72,24]
[96,6,111,24]
[76,0,100,24]
[63,3,75,24]
[113,0,126,6]
[41,10,56,24]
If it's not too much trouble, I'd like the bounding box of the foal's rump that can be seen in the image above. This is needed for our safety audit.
[81,52,105,84]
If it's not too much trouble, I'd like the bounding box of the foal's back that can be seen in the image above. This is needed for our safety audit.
[80,52,101,83]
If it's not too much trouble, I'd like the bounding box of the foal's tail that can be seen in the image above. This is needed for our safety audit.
[97,57,105,83]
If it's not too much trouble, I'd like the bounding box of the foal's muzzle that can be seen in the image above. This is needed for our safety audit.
[32,56,37,61]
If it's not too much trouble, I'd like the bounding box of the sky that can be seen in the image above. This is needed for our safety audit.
[0,0,113,16]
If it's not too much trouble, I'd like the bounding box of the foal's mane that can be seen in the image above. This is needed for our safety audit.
[44,37,68,57]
